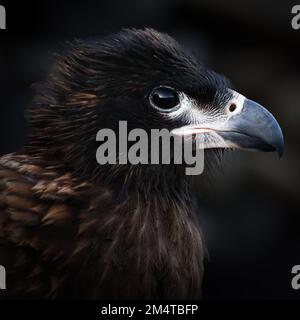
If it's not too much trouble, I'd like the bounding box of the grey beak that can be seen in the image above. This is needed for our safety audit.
[218,99,284,157]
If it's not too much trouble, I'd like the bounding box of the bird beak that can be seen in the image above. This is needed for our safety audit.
[216,98,284,156]
[172,92,284,157]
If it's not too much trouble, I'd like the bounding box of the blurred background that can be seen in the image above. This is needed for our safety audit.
[0,0,299,299]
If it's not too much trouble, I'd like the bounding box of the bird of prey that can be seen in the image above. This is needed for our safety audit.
[0,28,283,299]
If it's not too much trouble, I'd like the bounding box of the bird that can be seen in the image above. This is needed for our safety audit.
[0,28,283,299]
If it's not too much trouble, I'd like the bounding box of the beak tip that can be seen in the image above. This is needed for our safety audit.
[276,138,284,158]
[278,149,283,159]
[243,99,284,158]
[273,127,284,158]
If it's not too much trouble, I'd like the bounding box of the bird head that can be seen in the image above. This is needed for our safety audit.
[26,28,284,189]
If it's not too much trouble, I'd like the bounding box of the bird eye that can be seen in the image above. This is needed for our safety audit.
[149,86,180,112]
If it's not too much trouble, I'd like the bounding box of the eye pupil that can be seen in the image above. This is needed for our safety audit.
[150,87,180,111]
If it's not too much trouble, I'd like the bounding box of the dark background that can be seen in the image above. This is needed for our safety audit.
[0,0,299,299]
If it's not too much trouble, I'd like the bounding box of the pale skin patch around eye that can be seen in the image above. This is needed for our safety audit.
[160,93,213,124]
[163,92,228,128]
[157,89,246,136]
[224,89,245,117]
[169,89,247,151]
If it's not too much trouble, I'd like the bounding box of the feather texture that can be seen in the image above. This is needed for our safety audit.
[0,153,204,299]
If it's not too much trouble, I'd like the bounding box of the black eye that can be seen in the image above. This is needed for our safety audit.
[149,86,180,112]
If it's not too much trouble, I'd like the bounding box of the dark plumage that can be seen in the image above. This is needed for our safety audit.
[0,28,283,299]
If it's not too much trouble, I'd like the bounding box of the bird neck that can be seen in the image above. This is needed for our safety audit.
[78,168,204,299]
[97,164,190,203]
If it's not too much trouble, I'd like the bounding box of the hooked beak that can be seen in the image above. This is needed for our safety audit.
[217,98,284,156]
[172,93,284,157]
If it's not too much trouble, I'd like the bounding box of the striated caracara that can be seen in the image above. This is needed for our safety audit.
[0,28,283,299]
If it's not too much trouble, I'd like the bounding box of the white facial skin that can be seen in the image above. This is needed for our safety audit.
[169,89,246,149]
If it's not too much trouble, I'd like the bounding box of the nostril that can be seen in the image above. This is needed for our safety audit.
[229,103,237,112]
